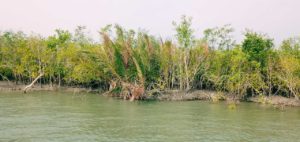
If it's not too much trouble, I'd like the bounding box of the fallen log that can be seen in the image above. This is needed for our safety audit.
[23,73,44,93]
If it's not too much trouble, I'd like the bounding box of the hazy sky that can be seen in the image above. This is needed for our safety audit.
[0,0,300,44]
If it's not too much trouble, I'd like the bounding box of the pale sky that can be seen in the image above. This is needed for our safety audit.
[0,0,300,44]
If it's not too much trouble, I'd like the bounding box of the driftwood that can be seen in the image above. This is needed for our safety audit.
[23,73,44,93]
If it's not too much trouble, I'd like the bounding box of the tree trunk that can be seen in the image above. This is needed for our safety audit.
[184,50,189,90]
[49,75,53,88]
[0,73,12,86]
[288,85,299,100]
[268,56,272,96]
[23,73,44,93]
[292,89,299,100]
[40,77,42,88]
[58,73,61,87]
[179,53,183,90]
[295,95,299,100]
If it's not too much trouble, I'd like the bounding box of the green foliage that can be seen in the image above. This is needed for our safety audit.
[114,48,126,78]
[0,16,299,100]
[145,55,161,86]
[281,37,300,58]
[204,24,235,50]
[47,29,71,49]
[242,31,273,68]
[173,15,195,48]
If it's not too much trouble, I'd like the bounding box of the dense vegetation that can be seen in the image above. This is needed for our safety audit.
[0,16,299,100]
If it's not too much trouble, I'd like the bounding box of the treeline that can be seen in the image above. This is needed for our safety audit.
[0,16,299,100]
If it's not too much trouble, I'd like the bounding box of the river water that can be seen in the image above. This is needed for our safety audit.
[0,91,299,142]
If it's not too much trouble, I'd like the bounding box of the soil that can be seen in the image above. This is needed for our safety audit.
[1,81,299,107]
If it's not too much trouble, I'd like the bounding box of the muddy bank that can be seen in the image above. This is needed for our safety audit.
[144,90,221,101]
[142,90,300,107]
[249,96,300,107]
[0,81,101,93]
[2,81,300,107]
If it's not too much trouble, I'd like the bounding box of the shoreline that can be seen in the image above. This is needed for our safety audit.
[142,90,300,107]
[0,81,102,93]
[1,82,299,107]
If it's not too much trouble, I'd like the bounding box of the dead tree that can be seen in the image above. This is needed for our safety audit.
[23,73,44,93]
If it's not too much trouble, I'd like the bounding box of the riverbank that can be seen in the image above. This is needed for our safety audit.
[1,81,299,107]
[143,90,226,101]
[249,96,300,107]
[0,81,101,93]
[106,89,300,107]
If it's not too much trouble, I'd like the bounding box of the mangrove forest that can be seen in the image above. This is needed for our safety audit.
[1,16,300,101]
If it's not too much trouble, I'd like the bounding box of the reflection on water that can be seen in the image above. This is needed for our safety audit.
[0,91,299,142]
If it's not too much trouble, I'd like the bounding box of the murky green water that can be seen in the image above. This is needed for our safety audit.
[0,91,299,142]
